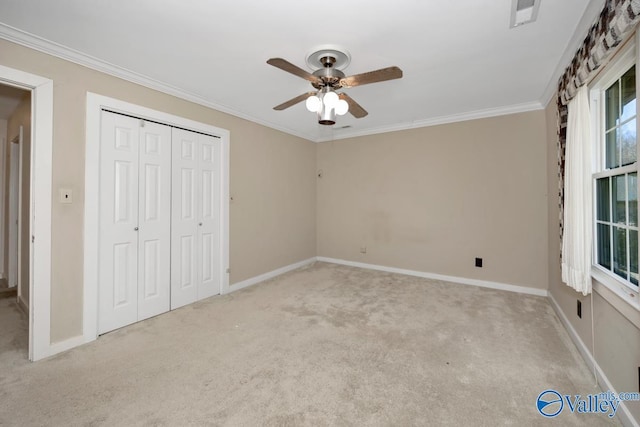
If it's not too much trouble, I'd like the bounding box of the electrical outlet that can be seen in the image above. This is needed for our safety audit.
[577,300,582,318]
[360,247,367,254]
[475,257,483,268]
[59,188,73,204]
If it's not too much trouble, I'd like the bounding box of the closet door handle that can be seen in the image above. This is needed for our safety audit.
[198,222,203,226]
[134,227,139,231]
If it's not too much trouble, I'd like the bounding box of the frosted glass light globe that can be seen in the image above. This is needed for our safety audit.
[306,95,321,112]
[323,91,339,109]
[335,99,349,116]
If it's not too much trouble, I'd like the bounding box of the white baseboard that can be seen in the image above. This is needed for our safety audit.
[549,294,639,427]
[17,294,28,315]
[226,257,317,294]
[42,335,88,360]
[38,257,317,360]
[317,257,548,297]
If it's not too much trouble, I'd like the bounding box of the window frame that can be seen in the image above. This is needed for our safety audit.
[589,38,640,311]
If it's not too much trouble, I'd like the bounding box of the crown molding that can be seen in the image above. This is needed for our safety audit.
[319,101,544,142]
[0,23,315,142]
[540,0,606,107]
[0,22,558,144]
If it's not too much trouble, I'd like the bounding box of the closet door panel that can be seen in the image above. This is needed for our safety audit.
[137,122,172,321]
[198,134,220,299]
[171,128,199,309]
[98,112,140,334]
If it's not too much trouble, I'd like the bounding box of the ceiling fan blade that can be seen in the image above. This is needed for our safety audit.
[273,92,316,111]
[339,93,368,118]
[267,58,321,84]
[339,66,403,88]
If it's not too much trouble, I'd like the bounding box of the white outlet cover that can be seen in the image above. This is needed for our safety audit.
[59,188,72,204]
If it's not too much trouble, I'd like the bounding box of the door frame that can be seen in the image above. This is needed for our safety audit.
[84,92,230,342]
[0,66,53,362]
[8,132,21,290]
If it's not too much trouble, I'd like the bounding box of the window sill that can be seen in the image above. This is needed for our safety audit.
[591,266,640,328]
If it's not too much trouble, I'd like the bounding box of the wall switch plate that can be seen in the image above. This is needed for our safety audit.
[59,188,72,204]
[360,247,367,254]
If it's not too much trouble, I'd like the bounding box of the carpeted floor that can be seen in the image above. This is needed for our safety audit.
[0,262,620,426]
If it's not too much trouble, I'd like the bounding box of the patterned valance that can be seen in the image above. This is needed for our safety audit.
[557,0,640,251]
[559,0,640,106]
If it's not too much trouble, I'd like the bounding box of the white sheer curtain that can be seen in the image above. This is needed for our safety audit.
[561,86,593,295]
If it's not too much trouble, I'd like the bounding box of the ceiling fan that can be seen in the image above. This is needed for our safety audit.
[267,46,403,125]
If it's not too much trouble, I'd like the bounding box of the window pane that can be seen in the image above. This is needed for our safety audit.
[629,173,637,227]
[606,129,619,168]
[630,229,638,286]
[613,175,626,224]
[613,226,628,280]
[597,177,611,221]
[620,119,637,166]
[621,65,636,123]
[598,223,611,270]
[606,80,620,129]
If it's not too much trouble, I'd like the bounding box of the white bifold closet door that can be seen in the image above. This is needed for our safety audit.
[171,128,221,309]
[98,111,172,334]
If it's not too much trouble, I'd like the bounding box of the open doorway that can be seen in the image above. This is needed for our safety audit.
[0,83,31,360]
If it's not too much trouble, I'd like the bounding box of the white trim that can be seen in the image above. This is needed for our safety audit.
[16,127,23,303]
[0,23,311,143]
[0,122,6,279]
[226,258,317,294]
[592,267,640,315]
[17,293,28,315]
[8,136,18,290]
[317,257,548,297]
[540,0,607,106]
[84,92,230,344]
[45,335,87,360]
[588,36,640,314]
[0,65,53,362]
[2,23,553,144]
[592,270,640,328]
[319,101,544,142]
[549,294,639,427]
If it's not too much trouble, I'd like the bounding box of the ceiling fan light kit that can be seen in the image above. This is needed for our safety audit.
[267,45,403,126]
[306,87,350,126]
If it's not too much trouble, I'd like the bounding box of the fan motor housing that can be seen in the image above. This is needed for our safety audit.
[312,66,345,89]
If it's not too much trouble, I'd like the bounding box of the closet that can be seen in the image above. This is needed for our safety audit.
[98,110,220,334]
[170,128,220,309]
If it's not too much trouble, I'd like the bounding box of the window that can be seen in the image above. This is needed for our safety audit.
[592,45,640,301]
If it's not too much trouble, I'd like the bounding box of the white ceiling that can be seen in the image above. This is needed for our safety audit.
[0,0,603,141]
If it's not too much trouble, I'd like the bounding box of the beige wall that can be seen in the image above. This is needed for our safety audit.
[317,111,549,290]
[545,98,640,422]
[2,37,638,419]
[0,39,317,343]
[5,94,31,307]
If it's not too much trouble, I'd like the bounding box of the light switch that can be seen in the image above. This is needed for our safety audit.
[59,188,73,204]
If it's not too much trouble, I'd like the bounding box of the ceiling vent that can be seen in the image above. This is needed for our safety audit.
[510,0,540,28]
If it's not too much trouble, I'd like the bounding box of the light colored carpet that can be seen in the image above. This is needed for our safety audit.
[0,262,620,426]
